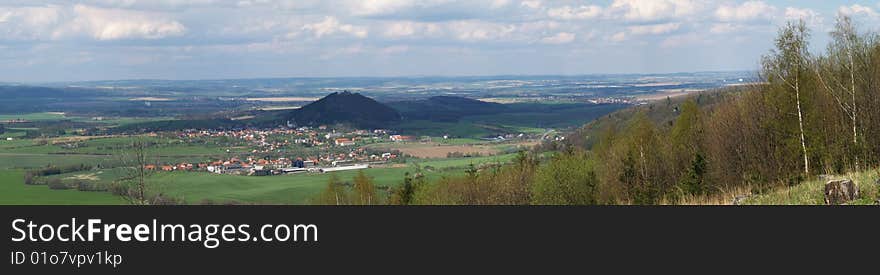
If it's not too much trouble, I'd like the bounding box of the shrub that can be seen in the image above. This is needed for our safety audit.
[47,179,70,190]
[531,151,598,205]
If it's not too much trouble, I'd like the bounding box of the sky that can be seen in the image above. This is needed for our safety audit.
[1,0,879,82]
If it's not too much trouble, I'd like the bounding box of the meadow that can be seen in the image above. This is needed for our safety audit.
[0,112,67,121]
[0,170,123,205]
[150,154,516,204]
[0,153,519,205]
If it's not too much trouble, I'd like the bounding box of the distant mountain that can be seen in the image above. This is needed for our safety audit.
[287,91,401,128]
[394,96,508,122]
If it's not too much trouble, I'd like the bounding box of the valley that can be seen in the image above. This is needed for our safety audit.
[0,72,746,205]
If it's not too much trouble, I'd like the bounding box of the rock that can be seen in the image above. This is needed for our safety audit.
[824,179,860,205]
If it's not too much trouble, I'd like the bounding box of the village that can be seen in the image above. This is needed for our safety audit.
[146,125,420,177]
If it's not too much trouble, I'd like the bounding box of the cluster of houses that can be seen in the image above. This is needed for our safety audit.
[144,147,400,176]
[177,127,411,154]
[143,126,429,176]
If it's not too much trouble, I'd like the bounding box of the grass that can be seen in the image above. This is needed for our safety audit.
[0,153,115,169]
[154,154,519,204]
[0,170,124,205]
[0,112,173,126]
[0,130,27,139]
[0,136,248,169]
[410,153,517,169]
[743,170,879,205]
[147,166,458,205]
[672,169,880,205]
[436,138,490,145]
[23,154,519,205]
[0,112,66,121]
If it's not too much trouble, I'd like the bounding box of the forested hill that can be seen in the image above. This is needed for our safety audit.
[286,91,402,128]
[565,86,749,150]
[393,96,508,122]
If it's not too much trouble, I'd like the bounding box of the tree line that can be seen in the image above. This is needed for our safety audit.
[316,16,879,205]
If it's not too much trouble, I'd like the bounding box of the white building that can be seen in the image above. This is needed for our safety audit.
[319,164,369,173]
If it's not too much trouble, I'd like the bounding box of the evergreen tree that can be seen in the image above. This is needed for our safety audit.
[390,172,415,205]
[678,153,707,196]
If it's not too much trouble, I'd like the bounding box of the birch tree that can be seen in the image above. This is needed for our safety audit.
[763,20,812,175]
[814,15,870,170]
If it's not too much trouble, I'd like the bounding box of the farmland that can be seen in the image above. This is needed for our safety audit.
[15,154,518,205]
[0,170,123,205]
[365,140,536,159]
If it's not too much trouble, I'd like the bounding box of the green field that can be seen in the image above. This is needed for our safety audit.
[410,154,517,169]
[0,153,519,205]
[0,170,124,205]
[132,154,516,204]
[0,112,67,121]
[0,154,115,169]
[146,168,410,204]
[0,136,248,169]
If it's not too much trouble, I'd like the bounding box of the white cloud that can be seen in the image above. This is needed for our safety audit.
[347,0,519,22]
[384,21,416,37]
[715,1,776,22]
[709,23,740,34]
[85,0,217,8]
[784,7,823,26]
[540,32,575,44]
[838,4,878,18]
[302,16,368,38]
[1,4,185,41]
[628,22,681,35]
[607,0,704,22]
[520,0,541,9]
[448,20,516,41]
[489,0,511,9]
[351,0,416,16]
[57,5,186,40]
[547,5,602,20]
[382,21,441,38]
[0,5,62,40]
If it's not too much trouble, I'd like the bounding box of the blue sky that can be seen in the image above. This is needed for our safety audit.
[1,0,878,82]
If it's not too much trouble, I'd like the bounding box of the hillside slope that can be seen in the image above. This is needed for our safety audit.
[742,170,879,205]
[566,87,749,149]
[287,91,401,128]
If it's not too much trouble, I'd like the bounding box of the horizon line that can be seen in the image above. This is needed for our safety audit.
[4,70,760,85]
